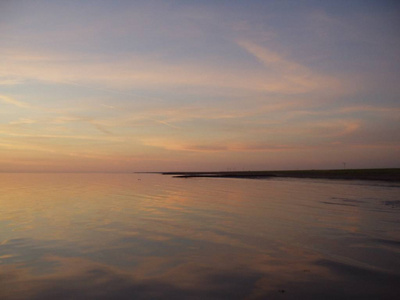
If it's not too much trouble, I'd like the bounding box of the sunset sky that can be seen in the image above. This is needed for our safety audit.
[1,0,399,172]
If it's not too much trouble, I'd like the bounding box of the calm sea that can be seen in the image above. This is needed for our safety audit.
[0,173,399,299]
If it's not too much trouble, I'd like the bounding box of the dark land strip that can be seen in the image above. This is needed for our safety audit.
[162,168,400,182]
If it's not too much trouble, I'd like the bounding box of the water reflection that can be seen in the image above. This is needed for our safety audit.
[0,174,399,299]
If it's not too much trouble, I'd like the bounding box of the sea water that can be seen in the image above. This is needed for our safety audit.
[0,173,399,299]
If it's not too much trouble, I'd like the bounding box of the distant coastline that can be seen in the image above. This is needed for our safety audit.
[162,168,400,182]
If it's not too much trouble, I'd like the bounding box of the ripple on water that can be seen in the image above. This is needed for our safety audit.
[0,173,399,299]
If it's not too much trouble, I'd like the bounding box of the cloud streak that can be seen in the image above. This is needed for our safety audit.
[0,94,30,108]
[0,42,350,97]
[237,40,342,94]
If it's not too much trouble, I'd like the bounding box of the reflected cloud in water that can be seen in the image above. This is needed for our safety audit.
[1,253,400,300]
[1,174,400,299]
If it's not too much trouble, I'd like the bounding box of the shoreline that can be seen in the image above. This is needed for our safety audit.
[162,168,400,182]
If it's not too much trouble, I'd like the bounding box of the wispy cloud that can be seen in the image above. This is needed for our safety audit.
[9,118,36,125]
[0,129,123,142]
[306,120,361,138]
[0,43,348,97]
[89,121,114,135]
[0,77,23,85]
[236,40,342,94]
[101,104,115,109]
[0,94,30,108]
[142,137,314,153]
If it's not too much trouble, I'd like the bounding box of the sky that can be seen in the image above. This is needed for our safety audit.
[0,0,399,172]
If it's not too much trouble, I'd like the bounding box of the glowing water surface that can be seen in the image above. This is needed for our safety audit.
[0,173,399,299]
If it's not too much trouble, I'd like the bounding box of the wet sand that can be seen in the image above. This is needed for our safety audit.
[163,168,400,182]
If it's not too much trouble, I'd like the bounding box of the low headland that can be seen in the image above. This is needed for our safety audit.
[162,168,400,182]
